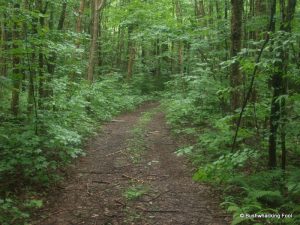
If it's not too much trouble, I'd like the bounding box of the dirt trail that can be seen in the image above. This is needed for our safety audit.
[32,102,229,225]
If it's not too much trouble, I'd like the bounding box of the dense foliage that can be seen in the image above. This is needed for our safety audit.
[0,1,148,224]
[160,1,300,225]
[0,76,146,224]
[1,0,300,224]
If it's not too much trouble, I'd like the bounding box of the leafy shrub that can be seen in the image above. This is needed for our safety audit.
[193,148,260,183]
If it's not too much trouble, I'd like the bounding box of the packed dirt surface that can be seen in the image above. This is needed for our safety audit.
[32,102,229,225]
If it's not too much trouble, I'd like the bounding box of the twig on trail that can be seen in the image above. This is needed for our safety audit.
[105,149,125,157]
[114,199,126,207]
[122,174,144,183]
[111,119,125,122]
[104,213,117,218]
[147,174,169,178]
[78,170,104,174]
[146,174,170,181]
[62,188,83,192]
[77,170,118,175]
[144,210,180,213]
[92,180,111,184]
[136,206,180,213]
[149,190,170,202]
[86,183,91,195]
[104,212,122,218]
[147,174,169,177]
[49,209,69,215]
[148,131,160,134]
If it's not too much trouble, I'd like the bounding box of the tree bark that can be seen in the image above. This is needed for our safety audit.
[255,0,267,39]
[126,21,135,80]
[155,39,161,76]
[231,0,277,151]
[116,26,125,69]
[230,0,243,111]
[0,13,7,79]
[46,2,67,76]
[24,0,35,114]
[36,0,47,105]
[174,0,184,75]
[87,0,105,83]
[178,42,184,75]
[76,0,85,34]
[195,0,205,19]
[268,0,296,169]
[11,4,21,116]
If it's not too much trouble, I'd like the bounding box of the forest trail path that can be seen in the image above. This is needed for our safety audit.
[32,102,229,225]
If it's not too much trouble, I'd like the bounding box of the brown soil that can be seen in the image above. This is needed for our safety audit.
[32,102,230,225]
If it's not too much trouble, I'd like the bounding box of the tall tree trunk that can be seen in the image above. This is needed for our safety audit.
[27,66,35,114]
[127,47,135,79]
[178,42,184,75]
[216,1,221,20]
[116,26,125,69]
[208,1,214,24]
[87,0,105,83]
[98,10,103,68]
[0,13,7,78]
[76,0,85,34]
[46,2,67,76]
[184,41,191,75]
[155,39,161,76]
[195,0,205,19]
[126,23,135,80]
[69,0,86,81]
[23,0,35,114]
[161,42,169,73]
[36,0,47,106]
[268,0,296,169]
[224,0,229,61]
[141,39,146,67]
[171,41,175,74]
[43,2,67,98]
[75,0,85,49]
[230,0,243,111]
[174,0,184,75]
[225,0,229,20]
[11,3,21,116]
[255,0,267,39]
[250,0,268,104]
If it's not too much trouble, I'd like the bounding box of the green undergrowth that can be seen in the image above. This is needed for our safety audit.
[0,75,150,225]
[122,184,149,223]
[123,184,150,201]
[161,75,300,225]
[126,108,158,162]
